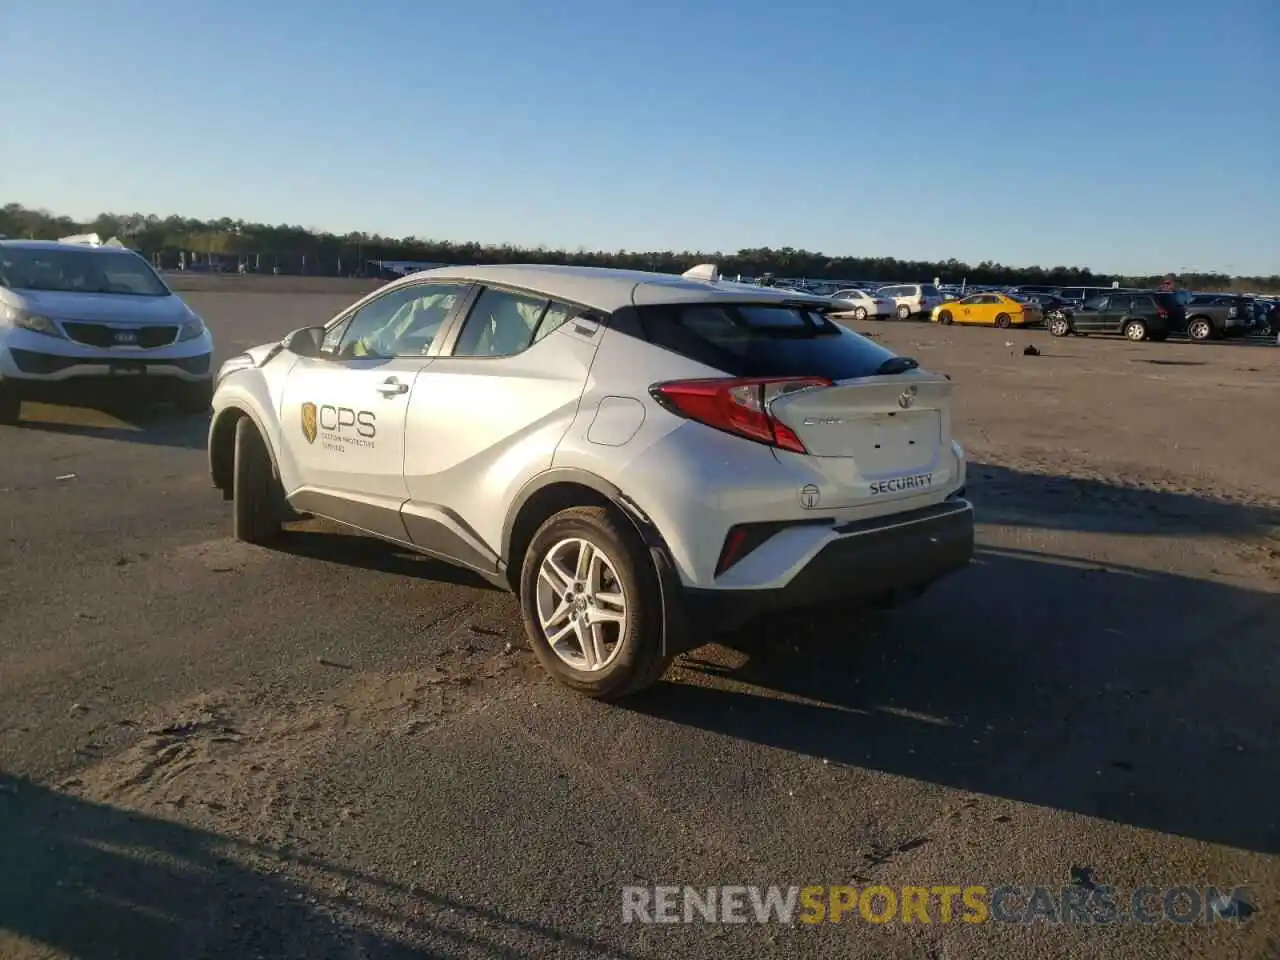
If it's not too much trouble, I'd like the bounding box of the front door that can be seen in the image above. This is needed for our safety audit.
[1072,296,1109,333]
[279,280,472,541]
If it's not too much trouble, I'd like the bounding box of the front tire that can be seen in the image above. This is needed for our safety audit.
[1047,314,1071,338]
[232,417,282,544]
[1187,317,1214,342]
[176,380,214,416]
[938,310,953,325]
[519,506,669,700]
[0,383,21,426]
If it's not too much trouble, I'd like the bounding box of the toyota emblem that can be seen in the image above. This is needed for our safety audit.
[898,385,918,409]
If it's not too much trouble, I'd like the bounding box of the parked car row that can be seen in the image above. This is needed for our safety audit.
[818,276,1278,343]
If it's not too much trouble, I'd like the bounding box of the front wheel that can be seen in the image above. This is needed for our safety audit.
[1186,317,1214,342]
[995,313,1012,329]
[175,380,214,416]
[1047,314,1071,338]
[0,383,21,426]
[519,506,669,700]
[938,310,953,325]
[232,417,282,544]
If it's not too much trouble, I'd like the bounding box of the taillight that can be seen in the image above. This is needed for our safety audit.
[1156,305,1169,318]
[650,376,831,454]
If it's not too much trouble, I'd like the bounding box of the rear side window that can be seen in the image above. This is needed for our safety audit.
[1153,293,1182,311]
[635,303,899,380]
[453,287,549,358]
[921,284,939,296]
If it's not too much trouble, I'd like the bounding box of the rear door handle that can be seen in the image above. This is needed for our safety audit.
[377,376,409,396]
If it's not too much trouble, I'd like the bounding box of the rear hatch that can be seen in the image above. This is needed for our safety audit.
[637,301,957,511]
[770,371,954,507]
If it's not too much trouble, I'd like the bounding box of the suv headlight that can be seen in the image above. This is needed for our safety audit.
[178,316,207,341]
[1,303,65,338]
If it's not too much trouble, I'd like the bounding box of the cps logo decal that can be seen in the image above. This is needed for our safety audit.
[301,402,318,444]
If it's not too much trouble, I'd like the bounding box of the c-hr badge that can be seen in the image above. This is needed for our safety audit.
[898,385,919,409]
[301,402,318,444]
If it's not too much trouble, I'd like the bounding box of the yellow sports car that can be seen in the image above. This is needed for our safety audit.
[931,292,1042,328]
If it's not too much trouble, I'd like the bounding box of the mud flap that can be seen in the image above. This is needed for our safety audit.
[650,545,699,657]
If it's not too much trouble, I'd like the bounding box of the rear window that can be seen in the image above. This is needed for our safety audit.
[635,303,900,380]
[921,284,940,296]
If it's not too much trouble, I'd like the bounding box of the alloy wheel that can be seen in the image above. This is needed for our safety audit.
[535,538,629,672]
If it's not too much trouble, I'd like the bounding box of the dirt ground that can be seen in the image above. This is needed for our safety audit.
[0,287,1277,959]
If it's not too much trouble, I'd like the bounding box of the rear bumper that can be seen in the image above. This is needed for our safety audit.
[678,498,974,635]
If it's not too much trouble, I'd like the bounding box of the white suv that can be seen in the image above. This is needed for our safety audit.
[876,283,944,320]
[209,264,973,699]
[0,239,214,423]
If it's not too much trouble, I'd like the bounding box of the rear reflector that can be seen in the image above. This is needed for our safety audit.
[714,518,832,576]
[650,377,831,453]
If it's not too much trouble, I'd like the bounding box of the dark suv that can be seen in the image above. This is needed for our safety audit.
[1048,291,1186,342]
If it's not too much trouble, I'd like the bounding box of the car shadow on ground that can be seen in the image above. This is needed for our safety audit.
[969,461,1280,537]
[639,545,1280,855]
[270,527,503,591]
[12,397,209,450]
[0,774,649,960]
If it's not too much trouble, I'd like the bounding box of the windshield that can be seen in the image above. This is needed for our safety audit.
[0,247,170,297]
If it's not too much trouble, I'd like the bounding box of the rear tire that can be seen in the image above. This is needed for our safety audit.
[938,310,953,325]
[1123,319,1148,342]
[519,506,670,700]
[232,417,282,544]
[176,380,214,416]
[995,313,1012,329]
[896,305,911,321]
[1047,314,1071,338]
[853,306,867,321]
[0,384,20,426]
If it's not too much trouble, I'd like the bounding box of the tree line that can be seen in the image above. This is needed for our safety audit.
[2,203,1275,293]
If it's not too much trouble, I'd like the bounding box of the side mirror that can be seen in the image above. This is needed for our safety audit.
[281,325,325,358]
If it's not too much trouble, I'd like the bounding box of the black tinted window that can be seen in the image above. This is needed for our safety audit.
[636,303,900,380]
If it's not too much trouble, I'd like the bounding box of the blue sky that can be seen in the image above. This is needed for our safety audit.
[2,0,1276,274]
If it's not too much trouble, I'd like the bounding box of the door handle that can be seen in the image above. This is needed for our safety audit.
[377,377,409,396]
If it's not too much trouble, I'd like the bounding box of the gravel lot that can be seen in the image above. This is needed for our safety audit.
[1,286,1278,959]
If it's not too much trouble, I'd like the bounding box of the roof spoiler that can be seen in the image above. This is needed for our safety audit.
[682,263,721,283]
